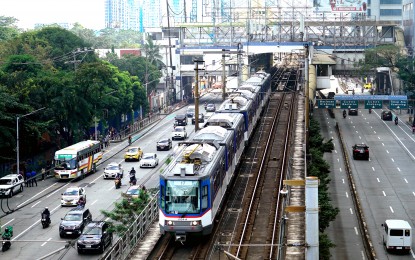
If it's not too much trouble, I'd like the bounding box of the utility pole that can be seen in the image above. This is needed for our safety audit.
[304,43,310,154]
[65,47,94,70]
[166,0,175,105]
[194,60,204,132]
[237,43,243,87]
[222,49,227,101]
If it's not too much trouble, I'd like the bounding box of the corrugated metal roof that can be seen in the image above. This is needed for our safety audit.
[311,54,336,65]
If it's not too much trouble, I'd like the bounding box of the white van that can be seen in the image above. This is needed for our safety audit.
[186,105,195,118]
[382,219,412,254]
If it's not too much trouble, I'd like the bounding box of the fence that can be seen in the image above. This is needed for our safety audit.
[100,192,159,260]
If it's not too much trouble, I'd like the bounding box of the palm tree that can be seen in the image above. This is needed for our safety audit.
[142,36,164,69]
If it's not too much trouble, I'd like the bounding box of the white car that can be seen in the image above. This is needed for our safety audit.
[139,153,159,168]
[104,162,124,179]
[61,187,86,206]
[172,126,187,140]
[0,174,24,197]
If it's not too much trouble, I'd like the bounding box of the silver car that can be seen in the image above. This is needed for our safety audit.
[104,162,123,179]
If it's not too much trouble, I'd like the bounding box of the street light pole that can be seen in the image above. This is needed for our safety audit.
[16,107,46,175]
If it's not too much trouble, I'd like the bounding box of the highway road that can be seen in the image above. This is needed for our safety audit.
[0,93,222,260]
[320,106,415,259]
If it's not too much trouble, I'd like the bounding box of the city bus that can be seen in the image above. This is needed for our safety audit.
[54,140,103,180]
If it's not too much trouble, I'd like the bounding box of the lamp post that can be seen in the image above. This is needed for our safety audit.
[16,107,46,175]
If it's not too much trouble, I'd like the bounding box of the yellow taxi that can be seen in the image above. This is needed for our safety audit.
[124,147,143,161]
[364,83,372,89]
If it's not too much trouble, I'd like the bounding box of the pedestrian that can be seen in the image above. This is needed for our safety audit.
[25,171,31,187]
[41,167,46,181]
[31,170,37,186]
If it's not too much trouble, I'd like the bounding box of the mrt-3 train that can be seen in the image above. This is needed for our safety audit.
[159,71,271,241]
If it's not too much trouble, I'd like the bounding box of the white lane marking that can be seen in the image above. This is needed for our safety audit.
[31,201,42,208]
[371,126,373,129]
[377,136,380,139]
[350,208,354,214]
[377,178,380,182]
[41,238,52,247]
[334,150,337,153]
[382,143,384,146]
[1,219,14,228]
[391,158,394,162]
[91,199,98,205]
[390,206,394,213]
[411,249,415,258]
[413,192,415,197]
[337,158,340,162]
[397,167,401,172]
[374,131,376,134]
[382,191,386,197]
[108,185,115,191]
[105,217,110,221]
[339,168,342,172]
[386,150,389,154]
[372,167,375,171]
[405,178,408,183]
[90,174,105,184]
[383,122,415,160]
[356,131,358,134]
[46,183,70,198]
[354,227,359,235]
[353,125,355,128]
[17,183,58,208]
[330,131,332,134]
[359,136,361,139]
[345,192,349,198]
[331,136,334,139]
[342,179,345,184]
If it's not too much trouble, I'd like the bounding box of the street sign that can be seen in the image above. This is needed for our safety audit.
[389,100,408,109]
[335,95,407,101]
[340,100,358,109]
[364,100,382,109]
[317,99,336,109]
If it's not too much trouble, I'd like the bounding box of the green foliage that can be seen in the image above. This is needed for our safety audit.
[101,190,150,235]
[0,16,20,42]
[319,232,336,260]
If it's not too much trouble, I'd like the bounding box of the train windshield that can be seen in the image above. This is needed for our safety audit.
[165,180,200,214]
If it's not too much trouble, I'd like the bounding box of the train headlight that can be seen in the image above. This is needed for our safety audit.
[166,220,174,226]
[190,220,201,226]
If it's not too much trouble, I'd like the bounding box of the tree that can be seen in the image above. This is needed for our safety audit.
[0,16,20,42]
[142,36,164,69]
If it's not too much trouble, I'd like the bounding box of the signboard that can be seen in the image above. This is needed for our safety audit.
[389,100,408,109]
[340,100,358,109]
[314,0,366,13]
[364,100,382,109]
[335,95,407,101]
[317,99,336,108]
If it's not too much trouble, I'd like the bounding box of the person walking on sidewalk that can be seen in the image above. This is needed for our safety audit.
[25,171,31,187]
[31,170,37,187]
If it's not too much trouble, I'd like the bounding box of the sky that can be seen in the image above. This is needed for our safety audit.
[1,0,106,30]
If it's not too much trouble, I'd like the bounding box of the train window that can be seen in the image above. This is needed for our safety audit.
[202,185,208,211]
[406,230,411,236]
[161,185,165,209]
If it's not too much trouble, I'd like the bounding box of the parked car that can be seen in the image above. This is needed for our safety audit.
[61,186,86,206]
[205,103,216,112]
[124,147,143,161]
[77,221,113,254]
[352,144,369,160]
[348,108,358,116]
[0,174,24,197]
[192,113,205,124]
[157,138,172,151]
[59,207,92,238]
[172,126,187,140]
[174,114,187,126]
[381,110,393,121]
[140,153,159,168]
[103,162,123,179]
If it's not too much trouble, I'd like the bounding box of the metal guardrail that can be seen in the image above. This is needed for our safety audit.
[100,192,159,260]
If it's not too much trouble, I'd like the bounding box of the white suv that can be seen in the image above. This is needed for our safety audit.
[0,174,24,197]
[172,126,187,140]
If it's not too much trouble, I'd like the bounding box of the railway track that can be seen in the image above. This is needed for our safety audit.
[151,92,297,259]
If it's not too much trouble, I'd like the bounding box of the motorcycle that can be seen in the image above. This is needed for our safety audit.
[115,178,121,189]
[1,226,13,252]
[369,108,372,114]
[395,118,399,125]
[2,237,11,252]
[41,213,50,228]
[129,176,137,186]
[343,110,346,118]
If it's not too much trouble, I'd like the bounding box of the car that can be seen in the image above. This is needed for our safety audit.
[59,207,92,238]
[172,126,187,140]
[61,186,86,206]
[186,105,195,118]
[381,110,393,121]
[192,113,205,125]
[348,108,358,116]
[157,138,172,151]
[352,144,369,160]
[124,147,143,161]
[174,114,187,126]
[77,221,113,254]
[0,174,24,197]
[103,162,124,179]
[124,185,143,200]
[205,103,216,112]
[140,153,159,168]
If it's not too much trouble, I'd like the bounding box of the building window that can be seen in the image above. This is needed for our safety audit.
[380,9,402,16]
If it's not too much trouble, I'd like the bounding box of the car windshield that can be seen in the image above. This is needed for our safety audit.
[126,188,140,195]
[127,148,138,153]
[176,114,185,119]
[0,179,12,185]
[83,226,102,235]
[106,165,119,170]
[63,189,79,196]
[142,154,154,159]
[174,128,184,132]
[64,213,82,221]
[158,139,168,143]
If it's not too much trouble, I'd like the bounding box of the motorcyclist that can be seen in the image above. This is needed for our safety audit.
[369,108,372,114]
[42,207,51,223]
[343,109,346,118]
[395,116,399,125]
[77,197,86,208]
[115,175,122,189]
[2,226,13,240]
[129,167,137,185]
[128,135,132,145]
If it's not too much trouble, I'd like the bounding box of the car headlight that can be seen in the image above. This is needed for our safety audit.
[166,220,174,226]
[190,220,201,226]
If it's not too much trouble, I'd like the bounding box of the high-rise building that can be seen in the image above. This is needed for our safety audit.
[105,0,140,30]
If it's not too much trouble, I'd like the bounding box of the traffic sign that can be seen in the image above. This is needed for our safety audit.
[317,99,336,109]
[340,100,358,109]
[364,100,382,109]
[389,100,408,109]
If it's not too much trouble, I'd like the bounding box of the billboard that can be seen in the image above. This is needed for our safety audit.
[314,0,367,12]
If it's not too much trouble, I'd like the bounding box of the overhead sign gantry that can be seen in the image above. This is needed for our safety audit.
[317,95,408,109]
